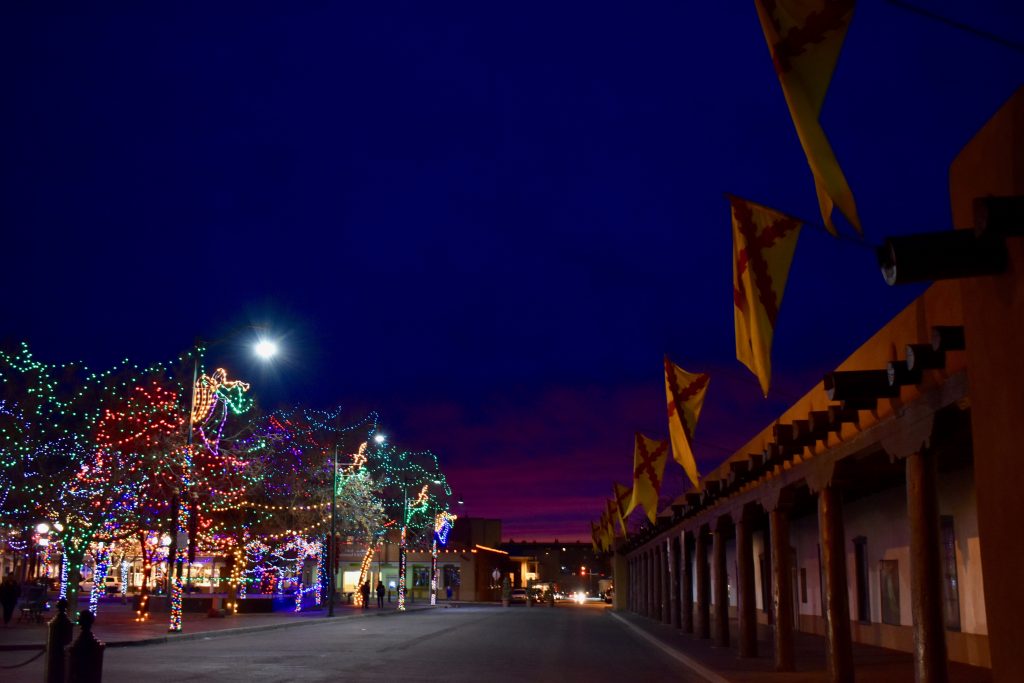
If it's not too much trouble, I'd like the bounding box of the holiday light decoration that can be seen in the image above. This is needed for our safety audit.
[89,544,109,615]
[1,342,456,626]
[431,512,457,605]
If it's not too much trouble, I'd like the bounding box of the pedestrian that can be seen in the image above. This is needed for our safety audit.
[376,580,385,609]
[0,573,20,626]
[360,580,370,609]
[446,584,453,602]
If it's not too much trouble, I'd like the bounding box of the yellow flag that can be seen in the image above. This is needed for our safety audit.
[731,196,802,397]
[590,521,600,552]
[613,481,634,531]
[628,432,670,523]
[606,499,622,538]
[754,0,860,234]
[664,358,709,490]
[599,509,613,551]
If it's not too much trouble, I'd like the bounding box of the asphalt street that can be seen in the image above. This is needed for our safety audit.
[4,603,706,682]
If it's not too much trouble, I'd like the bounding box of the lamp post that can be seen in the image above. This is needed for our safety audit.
[399,488,408,611]
[167,333,279,633]
[328,446,338,617]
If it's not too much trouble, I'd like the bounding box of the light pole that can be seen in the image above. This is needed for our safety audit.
[328,446,337,617]
[399,488,408,611]
[167,334,279,633]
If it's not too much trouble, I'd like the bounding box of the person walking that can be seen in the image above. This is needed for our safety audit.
[376,580,385,609]
[360,580,370,610]
[0,573,20,626]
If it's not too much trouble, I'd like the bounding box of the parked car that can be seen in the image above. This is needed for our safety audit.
[604,588,614,604]
[80,576,121,595]
[509,588,528,604]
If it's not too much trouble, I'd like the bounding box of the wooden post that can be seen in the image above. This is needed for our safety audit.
[819,485,854,683]
[670,536,682,628]
[770,506,796,671]
[736,510,757,657]
[645,550,653,618]
[696,525,711,639]
[612,548,629,612]
[662,542,672,624]
[654,545,663,621]
[906,449,949,683]
[682,531,694,633]
[713,516,731,647]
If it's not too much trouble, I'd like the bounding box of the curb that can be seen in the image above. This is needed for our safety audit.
[608,611,730,683]
[0,605,437,652]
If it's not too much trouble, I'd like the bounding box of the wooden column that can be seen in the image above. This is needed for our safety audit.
[662,541,672,624]
[682,531,694,632]
[653,545,663,620]
[819,485,854,683]
[770,506,796,671]
[640,554,647,616]
[639,554,646,616]
[696,525,711,638]
[626,561,634,614]
[736,510,758,658]
[713,516,731,647]
[612,549,629,612]
[906,449,949,683]
[646,549,654,618]
[670,536,682,628]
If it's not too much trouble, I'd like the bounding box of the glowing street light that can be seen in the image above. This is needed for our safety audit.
[253,339,279,360]
[374,434,386,444]
[169,330,280,633]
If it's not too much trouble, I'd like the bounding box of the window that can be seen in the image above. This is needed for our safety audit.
[940,516,961,631]
[879,560,900,625]
[853,537,870,623]
[800,568,807,603]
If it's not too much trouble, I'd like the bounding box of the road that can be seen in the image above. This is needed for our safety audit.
[5,603,706,682]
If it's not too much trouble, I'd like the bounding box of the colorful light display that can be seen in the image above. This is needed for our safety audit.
[1,342,456,628]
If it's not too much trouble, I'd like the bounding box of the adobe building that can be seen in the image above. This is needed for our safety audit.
[615,88,1022,683]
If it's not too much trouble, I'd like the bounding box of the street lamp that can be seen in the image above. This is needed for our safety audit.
[166,333,281,633]
[328,446,339,618]
[253,339,279,360]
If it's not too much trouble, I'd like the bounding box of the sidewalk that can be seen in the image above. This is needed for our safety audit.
[610,611,992,683]
[0,596,443,651]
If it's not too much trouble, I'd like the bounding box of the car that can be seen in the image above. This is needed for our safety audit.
[509,588,528,604]
[603,588,614,604]
[80,576,121,595]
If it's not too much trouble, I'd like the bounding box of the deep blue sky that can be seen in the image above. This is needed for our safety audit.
[2,2,1022,540]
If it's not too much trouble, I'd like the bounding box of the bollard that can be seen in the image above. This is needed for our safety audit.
[65,611,104,683]
[45,599,74,683]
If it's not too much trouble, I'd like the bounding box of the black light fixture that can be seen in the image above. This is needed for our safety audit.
[877,196,1021,286]
[930,326,966,352]
[825,370,900,401]
[887,360,922,387]
[877,231,1007,285]
[906,343,946,372]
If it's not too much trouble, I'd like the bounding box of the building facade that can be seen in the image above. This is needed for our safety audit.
[615,89,1022,683]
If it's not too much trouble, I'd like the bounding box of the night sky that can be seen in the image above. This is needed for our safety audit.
[3,2,1022,541]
